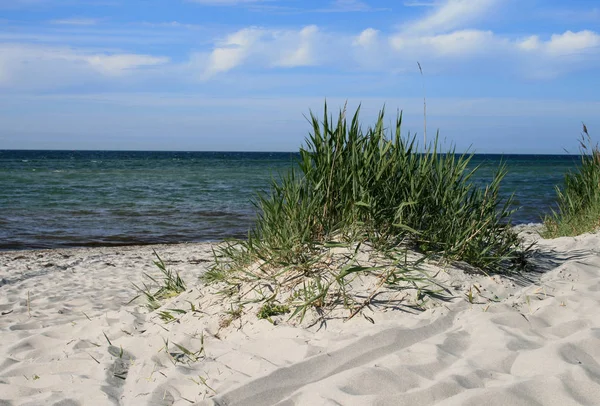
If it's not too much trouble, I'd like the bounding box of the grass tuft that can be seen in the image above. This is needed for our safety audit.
[203,102,530,323]
[131,250,187,312]
[257,302,290,320]
[162,336,205,365]
[543,124,600,238]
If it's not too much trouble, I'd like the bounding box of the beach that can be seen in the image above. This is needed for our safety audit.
[2,227,600,405]
[2,0,599,404]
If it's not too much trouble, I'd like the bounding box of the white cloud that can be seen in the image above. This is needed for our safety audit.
[275,25,318,67]
[202,25,321,77]
[404,0,498,33]
[354,28,378,47]
[390,29,497,56]
[0,43,169,88]
[515,30,600,78]
[517,35,540,51]
[2,0,599,88]
[194,19,599,79]
[518,31,600,55]
[85,54,168,75]
[50,18,100,25]
[351,28,384,70]
[546,30,600,55]
[203,27,265,77]
[383,0,600,76]
[426,29,495,54]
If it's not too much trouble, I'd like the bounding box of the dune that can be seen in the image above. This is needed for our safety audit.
[2,229,600,405]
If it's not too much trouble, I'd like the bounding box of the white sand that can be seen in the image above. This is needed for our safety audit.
[2,230,600,405]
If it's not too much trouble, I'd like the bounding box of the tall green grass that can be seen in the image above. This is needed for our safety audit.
[544,124,600,237]
[205,103,529,322]
[221,104,525,273]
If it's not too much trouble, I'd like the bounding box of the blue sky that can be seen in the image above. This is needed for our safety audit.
[0,0,599,153]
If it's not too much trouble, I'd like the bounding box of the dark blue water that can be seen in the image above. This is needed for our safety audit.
[0,150,579,250]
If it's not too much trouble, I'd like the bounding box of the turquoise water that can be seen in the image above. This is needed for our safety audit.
[0,150,578,250]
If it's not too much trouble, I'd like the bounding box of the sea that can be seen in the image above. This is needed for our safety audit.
[0,150,579,251]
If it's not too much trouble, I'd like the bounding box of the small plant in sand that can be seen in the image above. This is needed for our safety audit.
[257,302,290,320]
[544,124,600,237]
[162,336,205,365]
[204,103,529,324]
[189,374,217,396]
[219,305,244,329]
[131,250,186,311]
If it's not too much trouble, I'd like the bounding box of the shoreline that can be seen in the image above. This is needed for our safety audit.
[2,228,600,405]
[0,239,227,253]
[0,222,546,254]
[0,240,218,254]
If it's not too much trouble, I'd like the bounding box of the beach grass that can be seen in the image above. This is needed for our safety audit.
[130,250,186,311]
[203,103,530,322]
[543,124,600,238]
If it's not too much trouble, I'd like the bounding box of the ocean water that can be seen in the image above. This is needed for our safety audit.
[0,150,579,250]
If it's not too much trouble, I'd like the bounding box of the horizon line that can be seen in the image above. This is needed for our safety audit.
[0,148,583,156]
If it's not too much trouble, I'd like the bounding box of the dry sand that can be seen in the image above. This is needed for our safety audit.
[2,229,600,405]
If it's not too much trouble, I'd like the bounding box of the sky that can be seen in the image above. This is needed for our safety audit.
[0,0,599,153]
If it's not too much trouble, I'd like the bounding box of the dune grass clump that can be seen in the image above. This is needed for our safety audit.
[205,103,528,322]
[544,125,600,238]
